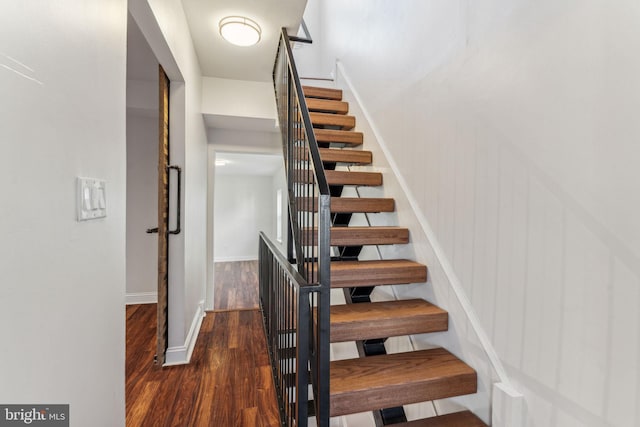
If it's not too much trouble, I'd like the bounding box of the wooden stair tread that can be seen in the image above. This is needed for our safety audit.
[303,85,342,100]
[296,147,371,164]
[331,197,395,213]
[296,197,395,213]
[331,259,426,287]
[319,147,372,164]
[310,112,355,130]
[330,299,448,342]
[293,170,382,187]
[302,226,409,246]
[314,128,363,146]
[330,348,477,417]
[326,170,382,186]
[330,226,408,245]
[393,411,487,427]
[306,98,349,114]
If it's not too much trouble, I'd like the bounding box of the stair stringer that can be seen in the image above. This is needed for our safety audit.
[323,63,523,426]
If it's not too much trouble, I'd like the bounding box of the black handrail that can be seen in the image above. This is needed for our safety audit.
[167,165,181,235]
[267,27,331,427]
[280,32,329,196]
[289,19,313,44]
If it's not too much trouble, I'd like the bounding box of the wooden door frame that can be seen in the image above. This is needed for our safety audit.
[156,64,170,365]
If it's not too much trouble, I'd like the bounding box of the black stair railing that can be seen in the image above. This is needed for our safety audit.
[259,27,330,427]
[259,233,324,426]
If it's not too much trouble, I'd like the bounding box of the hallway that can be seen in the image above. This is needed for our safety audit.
[126,263,279,426]
[214,260,260,311]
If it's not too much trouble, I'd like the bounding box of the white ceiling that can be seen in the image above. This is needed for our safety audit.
[127,2,305,152]
[182,0,308,82]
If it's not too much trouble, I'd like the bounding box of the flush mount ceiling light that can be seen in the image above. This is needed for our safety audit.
[219,16,262,47]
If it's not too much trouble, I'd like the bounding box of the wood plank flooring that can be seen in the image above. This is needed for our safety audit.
[214,261,260,311]
[126,304,279,427]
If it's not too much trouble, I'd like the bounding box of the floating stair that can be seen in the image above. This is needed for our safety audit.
[329,226,409,246]
[325,170,382,187]
[330,197,395,213]
[297,197,394,213]
[302,85,342,100]
[306,98,349,115]
[318,147,372,164]
[330,299,448,342]
[310,112,356,130]
[302,226,408,247]
[330,259,427,287]
[330,348,477,417]
[302,86,487,426]
[294,147,371,164]
[314,128,363,146]
[294,169,382,186]
[303,226,409,246]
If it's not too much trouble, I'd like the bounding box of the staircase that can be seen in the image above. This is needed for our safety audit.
[303,85,488,426]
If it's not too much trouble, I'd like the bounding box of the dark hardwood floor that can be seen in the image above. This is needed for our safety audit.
[214,261,260,310]
[126,304,280,427]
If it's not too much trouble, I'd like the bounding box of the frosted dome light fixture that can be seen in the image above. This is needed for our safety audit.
[219,16,262,47]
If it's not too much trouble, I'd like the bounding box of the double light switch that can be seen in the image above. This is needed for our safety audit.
[77,177,106,221]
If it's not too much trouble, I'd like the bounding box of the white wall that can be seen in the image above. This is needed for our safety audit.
[0,1,127,426]
[214,174,275,261]
[272,163,289,256]
[202,77,277,121]
[126,13,159,304]
[208,127,281,154]
[129,0,208,365]
[206,144,216,310]
[304,1,640,426]
[126,114,158,303]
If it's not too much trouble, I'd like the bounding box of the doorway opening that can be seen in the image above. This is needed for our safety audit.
[212,151,286,311]
[125,13,170,365]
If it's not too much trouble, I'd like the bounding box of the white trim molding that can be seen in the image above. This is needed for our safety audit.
[164,300,206,366]
[125,291,158,305]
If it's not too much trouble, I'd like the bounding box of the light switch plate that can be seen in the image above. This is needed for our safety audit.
[77,177,106,221]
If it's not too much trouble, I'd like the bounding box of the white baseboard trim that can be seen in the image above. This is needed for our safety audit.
[125,292,158,305]
[164,300,206,366]
[214,255,258,262]
[336,60,512,388]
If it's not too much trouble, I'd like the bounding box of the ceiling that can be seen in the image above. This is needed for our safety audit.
[127,1,306,152]
[182,0,308,82]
